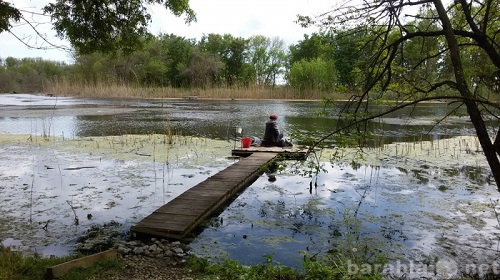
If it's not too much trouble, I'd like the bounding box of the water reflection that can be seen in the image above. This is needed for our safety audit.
[1,94,489,148]
[190,145,497,270]
[1,94,499,276]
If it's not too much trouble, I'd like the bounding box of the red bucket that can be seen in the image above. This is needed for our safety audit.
[241,137,252,148]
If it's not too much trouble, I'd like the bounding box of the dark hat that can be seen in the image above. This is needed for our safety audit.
[269,113,278,120]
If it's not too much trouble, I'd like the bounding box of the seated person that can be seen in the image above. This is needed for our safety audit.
[262,113,292,147]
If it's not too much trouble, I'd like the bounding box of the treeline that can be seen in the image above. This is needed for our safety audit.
[0,57,70,93]
[0,32,364,95]
[1,18,498,98]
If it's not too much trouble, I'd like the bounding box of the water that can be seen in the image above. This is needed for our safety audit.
[0,93,480,143]
[0,93,499,278]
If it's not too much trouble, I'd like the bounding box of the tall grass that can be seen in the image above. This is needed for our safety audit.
[0,245,77,280]
[44,80,348,100]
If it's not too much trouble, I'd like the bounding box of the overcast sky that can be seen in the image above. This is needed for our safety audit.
[0,0,334,63]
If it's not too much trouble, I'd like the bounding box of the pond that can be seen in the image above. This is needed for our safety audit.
[0,93,499,278]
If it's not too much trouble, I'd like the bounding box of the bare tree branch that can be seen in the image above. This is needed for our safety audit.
[311,95,500,150]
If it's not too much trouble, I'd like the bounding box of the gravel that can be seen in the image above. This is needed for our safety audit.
[87,237,200,280]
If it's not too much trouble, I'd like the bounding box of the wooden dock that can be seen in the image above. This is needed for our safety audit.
[131,152,279,240]
[231,145,310,159]
[131,145,309,240]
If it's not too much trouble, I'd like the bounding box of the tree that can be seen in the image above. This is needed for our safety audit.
[222,35,248,86]
[288,31,364,91]
[0,56,68,92]
[181,49,224,88]
[0,0,195,55]
[247,35,288,86]
[302,0,500,189]
[331,29,375,91]
[248,35,269,86]
[0,1,20,33]
[199,34,249,86]
[289,58,337,93]
[158,34,195,87]
[73,53,115,83]
[289,33,333,66]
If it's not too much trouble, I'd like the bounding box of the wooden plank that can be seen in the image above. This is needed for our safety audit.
[46,249,117,279]
[195,182,237,189]
[156,197,214,209]
[137,215,195,230]
[232,146,309,159]
[201,176,243,183]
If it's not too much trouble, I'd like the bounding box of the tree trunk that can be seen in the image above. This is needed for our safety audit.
[495,129,500,156]
[433,0,500,190]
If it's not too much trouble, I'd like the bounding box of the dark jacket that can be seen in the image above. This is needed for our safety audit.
[262,120,280,146]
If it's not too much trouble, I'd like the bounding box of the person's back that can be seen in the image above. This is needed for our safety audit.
[263,117,280,146]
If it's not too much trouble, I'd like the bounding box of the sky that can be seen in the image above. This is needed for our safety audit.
[0,0,335,63]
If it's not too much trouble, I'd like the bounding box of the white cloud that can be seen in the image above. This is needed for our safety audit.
[0,0,333,62]
[150,0,332,44]
[0,0,73,62]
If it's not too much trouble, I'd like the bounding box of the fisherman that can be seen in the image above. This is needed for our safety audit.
[262,113,292,147]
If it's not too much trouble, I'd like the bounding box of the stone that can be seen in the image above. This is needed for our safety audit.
[173,247,184,254]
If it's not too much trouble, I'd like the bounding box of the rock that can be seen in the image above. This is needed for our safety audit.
[163,250,173,257]
[127,240,141,247]
[74,222,191,266]
[133,247,144,255]
[117,245,131,255]
[148,244,158,252]
[173,247,184,255]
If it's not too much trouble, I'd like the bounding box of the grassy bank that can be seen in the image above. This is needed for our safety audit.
[44,81,498,103]
[44,80,348,100]
[2,246,492,279]
[0,243,386,280]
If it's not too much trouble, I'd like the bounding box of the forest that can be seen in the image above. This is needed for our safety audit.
[1,5,498,100]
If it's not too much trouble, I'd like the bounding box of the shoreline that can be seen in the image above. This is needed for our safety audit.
[2,91,458,104]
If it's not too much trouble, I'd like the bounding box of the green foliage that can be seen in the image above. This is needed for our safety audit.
[0,243,123,280]
[143,58,167,85]
[43,0,195,55]
[0,57,69,93]
[248,36,288,86]
[288,33,334,66]
[57,259,122,280]
[198,34,248,86]
[447,2,500,96]
[187,255,301,280]
[223,35,249,86]
[44,0,150,55]
[287,30,377,92]
[0,1,21,33]
[331,29,370,91]
[181,49,224,88]
[4,0,499,97]
[0,244,74,280]
[158,34,195,87]
[289,58,337,93]
[163,0,196,22]
[187,246,386,280]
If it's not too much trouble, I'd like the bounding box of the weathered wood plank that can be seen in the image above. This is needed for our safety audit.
[232,146,309,159]
[46,249,117,279]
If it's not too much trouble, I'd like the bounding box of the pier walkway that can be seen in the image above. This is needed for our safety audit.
[131,146,309,240]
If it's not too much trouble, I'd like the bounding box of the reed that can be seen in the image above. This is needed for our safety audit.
[44,80,347,100]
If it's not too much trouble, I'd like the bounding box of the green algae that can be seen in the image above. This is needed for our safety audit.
[0,133,233,164]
